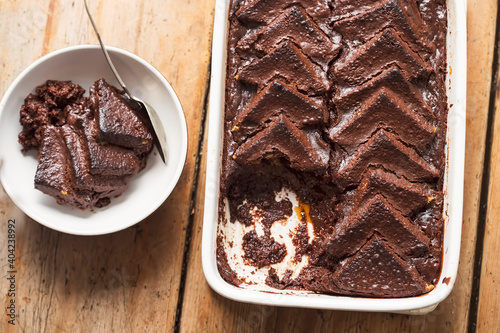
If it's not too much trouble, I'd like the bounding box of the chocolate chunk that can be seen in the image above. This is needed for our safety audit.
[242,230,287,268]
[34,126,92,209]
[90,78,153,155]
[60,125,129,194]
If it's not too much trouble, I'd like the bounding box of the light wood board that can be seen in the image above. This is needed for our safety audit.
[1,0,499,332]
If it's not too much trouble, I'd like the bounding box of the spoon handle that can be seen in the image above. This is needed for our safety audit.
[84,0,168,164]
[84,0,132,98]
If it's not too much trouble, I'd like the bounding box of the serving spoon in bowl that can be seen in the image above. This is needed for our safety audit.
[84,0,168,164]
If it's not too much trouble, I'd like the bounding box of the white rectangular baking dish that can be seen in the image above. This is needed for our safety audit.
[202,0,466,314]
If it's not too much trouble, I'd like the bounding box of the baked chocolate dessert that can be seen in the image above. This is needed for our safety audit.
[218,0,448,298]
[90,79,153,156]
[19,79,153,209]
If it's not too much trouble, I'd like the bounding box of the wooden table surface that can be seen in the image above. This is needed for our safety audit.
[0,0,498,332]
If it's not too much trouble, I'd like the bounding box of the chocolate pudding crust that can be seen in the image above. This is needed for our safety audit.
[218,0,448,298]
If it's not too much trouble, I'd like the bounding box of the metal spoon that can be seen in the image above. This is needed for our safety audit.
[84,0,167,164]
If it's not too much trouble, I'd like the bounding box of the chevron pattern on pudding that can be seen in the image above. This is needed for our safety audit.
[60,124,130,194]
[236,6,341,68]
[232,114,329,171]
[325,194,430,259]
[352,168,434,217]
[329,88,435,151]
[335,65,435,120]
[333,28,432,84]
[35,125,93,209]
[334,0,434,57]
[231,80,327,142]
[219,0,447,298]
[336,129,440,184]
[237,41,330,94]
[332,235,428,297]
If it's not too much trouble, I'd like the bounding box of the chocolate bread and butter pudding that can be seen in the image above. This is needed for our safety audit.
[218,0,448,298]
[19,79,153,209]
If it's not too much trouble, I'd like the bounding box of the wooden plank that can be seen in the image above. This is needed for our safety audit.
[179,0,498,331]
[477,46,500,330]
[0,0,214,331]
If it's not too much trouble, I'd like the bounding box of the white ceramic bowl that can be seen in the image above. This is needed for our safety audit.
[202,0,466,314]
[0,45,187,235]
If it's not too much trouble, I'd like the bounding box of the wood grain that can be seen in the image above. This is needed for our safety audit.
[1,0,499,331]
[179,0,498,332]
[477,48,500,331]
[0,0,214,331]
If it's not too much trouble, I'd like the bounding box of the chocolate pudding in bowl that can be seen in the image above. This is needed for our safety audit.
[0,45,187,235]
[19,79,153,210]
